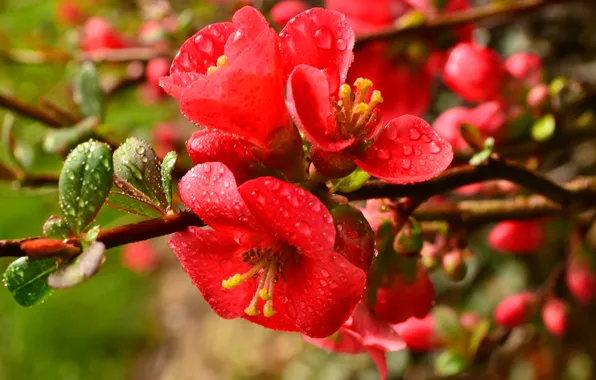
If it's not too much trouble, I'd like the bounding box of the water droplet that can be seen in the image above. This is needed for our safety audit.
[429,142,442,154]
[323,214,333,224]
[321,269,330,277]
[335,38,347,51]
[67,171,75,180]
[288,196,300,207]
[402,145,413,155]
[375,148,390,160]
[223,181,230,188]
[402,158,411,169]
[136,146,145,155]
[309,201,321,212]
[141,157,148,163]
[295,222,312,236]
[194,34,213,54]
[422,134,431,142]
[203,165,211,173]
[419,160,426,166]
[319,279,328,286]
[314,27,333,49]
[268,180,280,191]
[409,128,421,140]
[414,149,421,156]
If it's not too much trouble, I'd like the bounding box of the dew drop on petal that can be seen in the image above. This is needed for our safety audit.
[402,158,411,169]
[194,34,213,54]
[295,222,312,236]
[429,142,442,154]
[414,149,421,156]
[309,201,321,212]
[409,128,421,140]
[319,279,327,287]
[422,134,431,142]
[288,196,300,207]
[402,145,413,155]
[314,27,333,49]
[321,269,330,277]
[375,148,390,160]
[335,38,347,51]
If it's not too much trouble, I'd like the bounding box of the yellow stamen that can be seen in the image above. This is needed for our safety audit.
[354,77,373,104]
[352,103,369,115]
[206,54,228,75]
[370,90,384,106]
[222,260,267,289]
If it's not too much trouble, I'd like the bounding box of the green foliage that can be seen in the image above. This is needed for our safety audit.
[59,140,114,234]
[74,62,103,119]
[161,151,178,208]
[434,350,470,376]
[332,168,371,193]
[42,216,71,239]
[3,257,56,307]
[532,113,556,142]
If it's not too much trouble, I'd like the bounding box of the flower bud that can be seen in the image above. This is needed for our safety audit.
[271,1,308,27]
[505,52,543,86]
[443,43,505,102]
[566,259,596,305]
[494,291,536,328]
[394,315,436,352]
[81,17,128,52]
[146,58,171,87]
[488,220,544,254]
[373,266,434,324]
[527,84,550,109]
[541,298,568,336]
[420,241,440,270]
[310,146,357,179]
[122,241,159,273]
[442,249,467,281]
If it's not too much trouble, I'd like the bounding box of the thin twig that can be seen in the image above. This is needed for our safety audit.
[0,93,67,127]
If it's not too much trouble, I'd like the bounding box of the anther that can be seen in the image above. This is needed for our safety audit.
[206,54,228,75]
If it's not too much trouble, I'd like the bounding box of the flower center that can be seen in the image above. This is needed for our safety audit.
[206,55,228,75]
[334,77,384,139]
[221,243,296,318]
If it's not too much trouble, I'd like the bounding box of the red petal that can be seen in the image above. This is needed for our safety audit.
[225,6,270,62]
[271,0,309,28]
[304,328,366,353]
[393,315,436,351]
[178,162,258,233]
[349,303,406,351]
[186,129,267,184]
[488,220,544,253]
[367,347,388,380]
[355,115,453,184]
[169,227,250,319]
[160,22,235,98]
[286,65,355,151]
[280,8,355,94]
[325,0,408,35]
[283,251,366,337]
[331,205,375,271]
[238,177,337,254]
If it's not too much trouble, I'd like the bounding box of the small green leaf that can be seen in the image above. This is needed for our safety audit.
[74,62,103,118]
[433,306,466,343]
[333,168,371,193]
[161,151,177,207]
[59,140,114,234]
[434,350,470,376]
[549,76,568,96]
[43,117,97,155]
[48,242,106,289]
[531,113,556,142]
[113,138,167,208]
[106,192,165,217]
[396,10,425,29]
[3,257,56,307]
[42,216,71,239]
[85,225,100,244]
[468,319,491,356]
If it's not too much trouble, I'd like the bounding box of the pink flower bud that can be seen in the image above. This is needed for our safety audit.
[271,1,308,27]
[310,146,357,179]
[56,1,85,25]
[505,52,543,86]
[527,84,550,109]
[122,241,159,273]
[566,259,596,305]
[541,298,568,336]
[146,58,171,87]
[394,315,436,352]
[488,220,544,254]
[443,43,505,102]
[494,291,536,328]
[81,17,128,52]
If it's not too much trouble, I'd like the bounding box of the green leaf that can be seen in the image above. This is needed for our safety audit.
[459,123,484,151]
[113,138,167,208]
[59,140,114,234]
[433,306,466,343]
[468,319,491,356]
[48,242,106,289]
[332,168,371,193]
[106,192,165,217]
[42,215,71,239]
[396,10,425,29]
[531,113,556,142]
[161,151,177,207]
[85,225,100,244]
[434,350,470,376]
[43,117,97,155]
[3,257,56,307]
[74,62,103,119]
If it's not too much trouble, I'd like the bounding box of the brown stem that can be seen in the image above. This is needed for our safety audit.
[355,0,582,48]
[0,93,67,128]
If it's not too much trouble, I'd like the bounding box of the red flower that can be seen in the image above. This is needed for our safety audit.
[146,58,170,88]
[488,220,544,254]
[305,302,405,380]
[541,298,568,336]
[394,315,436,351]
[122,241,159,273]
[433,101,506,150]
[169,162,366,337]
[358,199,395,233]
[443,42,505,102]
[56,1,85,25]
[505,52,543,86]
[160,7,301,162]
[494,291,536,328]
[372,266,434,324]
[81,17,129,52]
[324,0,408,34]
[287,65,453,182]
[271,1,309,27]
